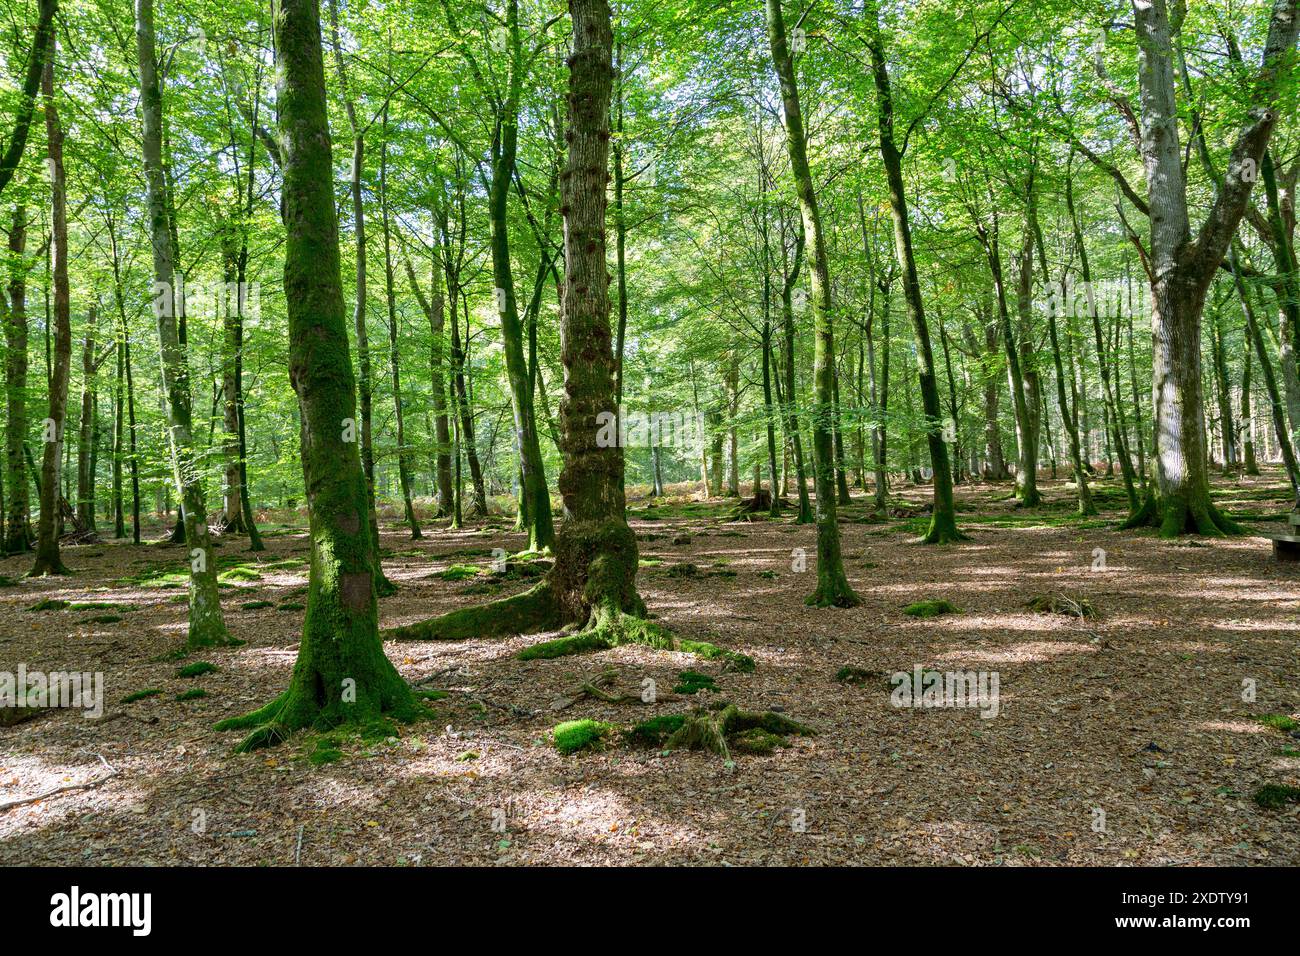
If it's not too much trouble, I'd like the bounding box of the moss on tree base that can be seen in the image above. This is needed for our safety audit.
[214,676,425,753]
[1119,490,1244,538]
[920,510,970,545]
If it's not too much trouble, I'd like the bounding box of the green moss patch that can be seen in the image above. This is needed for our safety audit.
[673,670,717,695]
[309,738,344,765]
[1253,783,1300,809]
[175,688,208,701]
[217,566,263,583]
[552,719,612,755]
[1256,714,1300,733]
[666,562,698,578]
[122,688,163,703]
[80,614,123,625]
[903,599,959,618]
[241,600,274,610]
[28,598,70,611]
[277,602,306,612]
[177,661,218,678]
[624,714,687,747]
[438,564,485,581]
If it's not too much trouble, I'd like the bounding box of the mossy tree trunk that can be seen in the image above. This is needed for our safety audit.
[30,57,71,577]
[490,0,553,553]
[217,0,418,752]
[3,204,32,554]
[135,0,230,645]
[864,0,965,543]
[767,0,861,603]
[326,0,394,592]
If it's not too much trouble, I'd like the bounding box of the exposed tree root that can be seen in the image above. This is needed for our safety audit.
[384,582,561,641]
[663,700,815,759]
[517,608,755,672]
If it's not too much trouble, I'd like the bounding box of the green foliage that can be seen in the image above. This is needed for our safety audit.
[176,688,208,701]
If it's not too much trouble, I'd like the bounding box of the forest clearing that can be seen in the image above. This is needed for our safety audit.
[0,0,1297,900]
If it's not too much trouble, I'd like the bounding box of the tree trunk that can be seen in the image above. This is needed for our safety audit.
[1121,0,1298,534]
[3,204,32,553]
[379,108,420,539]
[405,255,454,517]
[216,0,418,752]
[30,57,70,576]
[767,0,860,603]
[1241,335,1261,475]
[326,0,394,591]
[75,303,97,530]
[779,224,813,521]
[489,0,552,553]
[135,0,230,644]
[864,0,965,542]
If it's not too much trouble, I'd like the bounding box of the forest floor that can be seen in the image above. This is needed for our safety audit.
[2,470,1299,866]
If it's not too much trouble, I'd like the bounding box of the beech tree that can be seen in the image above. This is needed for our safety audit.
[216,0,420,751]
[134,0,230,645]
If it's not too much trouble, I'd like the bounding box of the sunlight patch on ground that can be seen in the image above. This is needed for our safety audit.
[934,641,1096,665]
[1198,720,1271,735]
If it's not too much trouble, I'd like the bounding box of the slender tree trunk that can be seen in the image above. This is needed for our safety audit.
[75,303,97,530]
[218,241,245,534]
[30,57,71,576]
[767,0,860,603]
[780,220,813,521]
[864,0,964,542]
[1234,249,1300,501]
[489,0,552,552]
[405,254,454,517]
[379,109,420,539]
[3,204,32,553]
[1242,337,1261,475]
[135,0,231,644]
[217,0,418,751]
